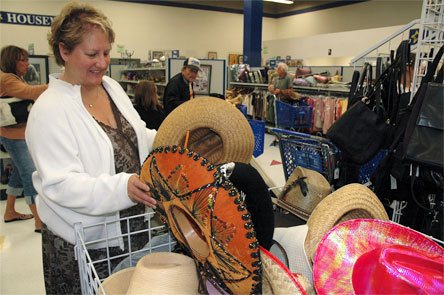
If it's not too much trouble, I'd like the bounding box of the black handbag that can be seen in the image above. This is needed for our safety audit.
[327,63,389,164]
[403,82,443,169]
[403,44,444,170]
[0,97,33,127]
[327,99,388,164]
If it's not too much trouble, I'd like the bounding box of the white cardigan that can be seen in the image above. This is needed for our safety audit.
[26,74,157,247]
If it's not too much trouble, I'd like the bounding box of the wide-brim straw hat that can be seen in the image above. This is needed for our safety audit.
[278,166,331,221]
[153,97,254,164]
[140,146,313,294]
[100,252,199,294]
[304,183,389,263]
[313,219,444,294]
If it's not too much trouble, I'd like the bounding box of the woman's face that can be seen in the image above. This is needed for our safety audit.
[15,56,29,77]
[60,26,111,87]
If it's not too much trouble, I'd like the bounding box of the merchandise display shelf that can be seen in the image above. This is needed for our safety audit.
[229,82,350,94]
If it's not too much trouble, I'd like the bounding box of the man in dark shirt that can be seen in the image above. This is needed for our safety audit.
[163,57,201,115]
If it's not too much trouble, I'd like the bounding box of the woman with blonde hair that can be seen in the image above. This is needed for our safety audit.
[134,80,165,130]
[25,2,157,293]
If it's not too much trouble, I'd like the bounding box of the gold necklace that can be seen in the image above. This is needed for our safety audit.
[88,87,100,108]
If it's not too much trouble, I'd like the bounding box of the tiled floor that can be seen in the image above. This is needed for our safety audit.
[0,132,303,294]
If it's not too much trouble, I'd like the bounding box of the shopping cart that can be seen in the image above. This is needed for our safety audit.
[74,211,176,294]
[274,99,313,130]
[272,128,339,183]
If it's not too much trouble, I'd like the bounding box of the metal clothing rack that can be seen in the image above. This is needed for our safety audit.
[410,0,444,98]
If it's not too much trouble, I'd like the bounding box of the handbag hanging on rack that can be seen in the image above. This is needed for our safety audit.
[326,63,389,165]
[403,44,444,170]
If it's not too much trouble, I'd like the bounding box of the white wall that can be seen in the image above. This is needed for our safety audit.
[274,0,422,39]
[0,0,277,61]
[263,25,409,66]
[0,0,421,65]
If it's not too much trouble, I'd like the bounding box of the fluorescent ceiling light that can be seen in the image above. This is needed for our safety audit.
[264,0,294,4]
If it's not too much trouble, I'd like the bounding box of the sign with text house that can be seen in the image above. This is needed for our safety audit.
[1,11,54,27]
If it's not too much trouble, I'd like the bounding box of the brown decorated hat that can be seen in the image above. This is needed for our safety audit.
[304,183,389,264]
[140,146,314,294]
[278,166,332,221]
[153,97,254,165]
[141,145,261,294]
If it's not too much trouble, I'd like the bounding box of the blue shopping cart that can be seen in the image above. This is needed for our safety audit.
[272,128,339,183]
[274,99,313,130]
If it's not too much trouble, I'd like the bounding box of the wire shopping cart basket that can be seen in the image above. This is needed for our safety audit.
[272,128,340,183]
[74,211,176,294]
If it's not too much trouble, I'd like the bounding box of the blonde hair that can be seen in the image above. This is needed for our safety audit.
[134,81,162,111]
[48,2,115,66]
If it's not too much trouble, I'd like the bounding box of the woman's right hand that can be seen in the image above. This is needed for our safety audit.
[127,174,157,208]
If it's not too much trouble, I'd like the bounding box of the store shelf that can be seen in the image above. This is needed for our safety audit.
[230,82,350,94]
[118,79,138,84]
[121,67,165,72]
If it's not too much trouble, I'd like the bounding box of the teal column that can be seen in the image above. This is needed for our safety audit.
[243,0,263,67]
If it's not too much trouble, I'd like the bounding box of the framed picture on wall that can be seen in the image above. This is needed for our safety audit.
[194,64,212,95]
[208,51,217,59]
[228,54,239,65]
[24,55,49,85]
[238,55,244,64]
[152,50,164,60]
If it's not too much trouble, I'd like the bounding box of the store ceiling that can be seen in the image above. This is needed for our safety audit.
[118,0,368,18]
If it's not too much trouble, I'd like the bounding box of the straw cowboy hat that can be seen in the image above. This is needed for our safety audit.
[278,166,332,221]
[304,183,389,263]
[153,97,254,165]
[101,252,199,294]
[140,146,313,294]
[313,219,444,294]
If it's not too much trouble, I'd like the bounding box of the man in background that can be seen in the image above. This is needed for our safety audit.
[163,57,201,115]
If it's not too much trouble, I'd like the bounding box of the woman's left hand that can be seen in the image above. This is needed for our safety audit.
[127,174,157,208]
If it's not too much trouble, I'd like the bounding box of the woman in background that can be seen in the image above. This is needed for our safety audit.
[0,45,46,232]
[134,80,165,130]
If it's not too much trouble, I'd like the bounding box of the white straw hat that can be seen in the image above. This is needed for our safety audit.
[101,252,199,295]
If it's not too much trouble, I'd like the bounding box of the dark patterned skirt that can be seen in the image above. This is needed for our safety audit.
[41,204,148,294]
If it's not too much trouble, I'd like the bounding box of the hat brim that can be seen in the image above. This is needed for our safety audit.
[186,65,201,72]
[261,246,312,295]
[313,219,444,294]
[304,183,389,263]
[140,146,261,294]
[153,97,254,165]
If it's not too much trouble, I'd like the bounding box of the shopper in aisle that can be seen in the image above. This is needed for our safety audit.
[163,57,201,115]
[134,80,165,130]
[25,3,157,294]
[268,62,301,102]
[0,45,46,233]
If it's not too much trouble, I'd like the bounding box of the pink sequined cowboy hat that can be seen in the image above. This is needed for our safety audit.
[313,218,444,294]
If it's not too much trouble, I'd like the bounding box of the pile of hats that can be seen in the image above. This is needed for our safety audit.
[272,166,444,294]
[101,145,315,294]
